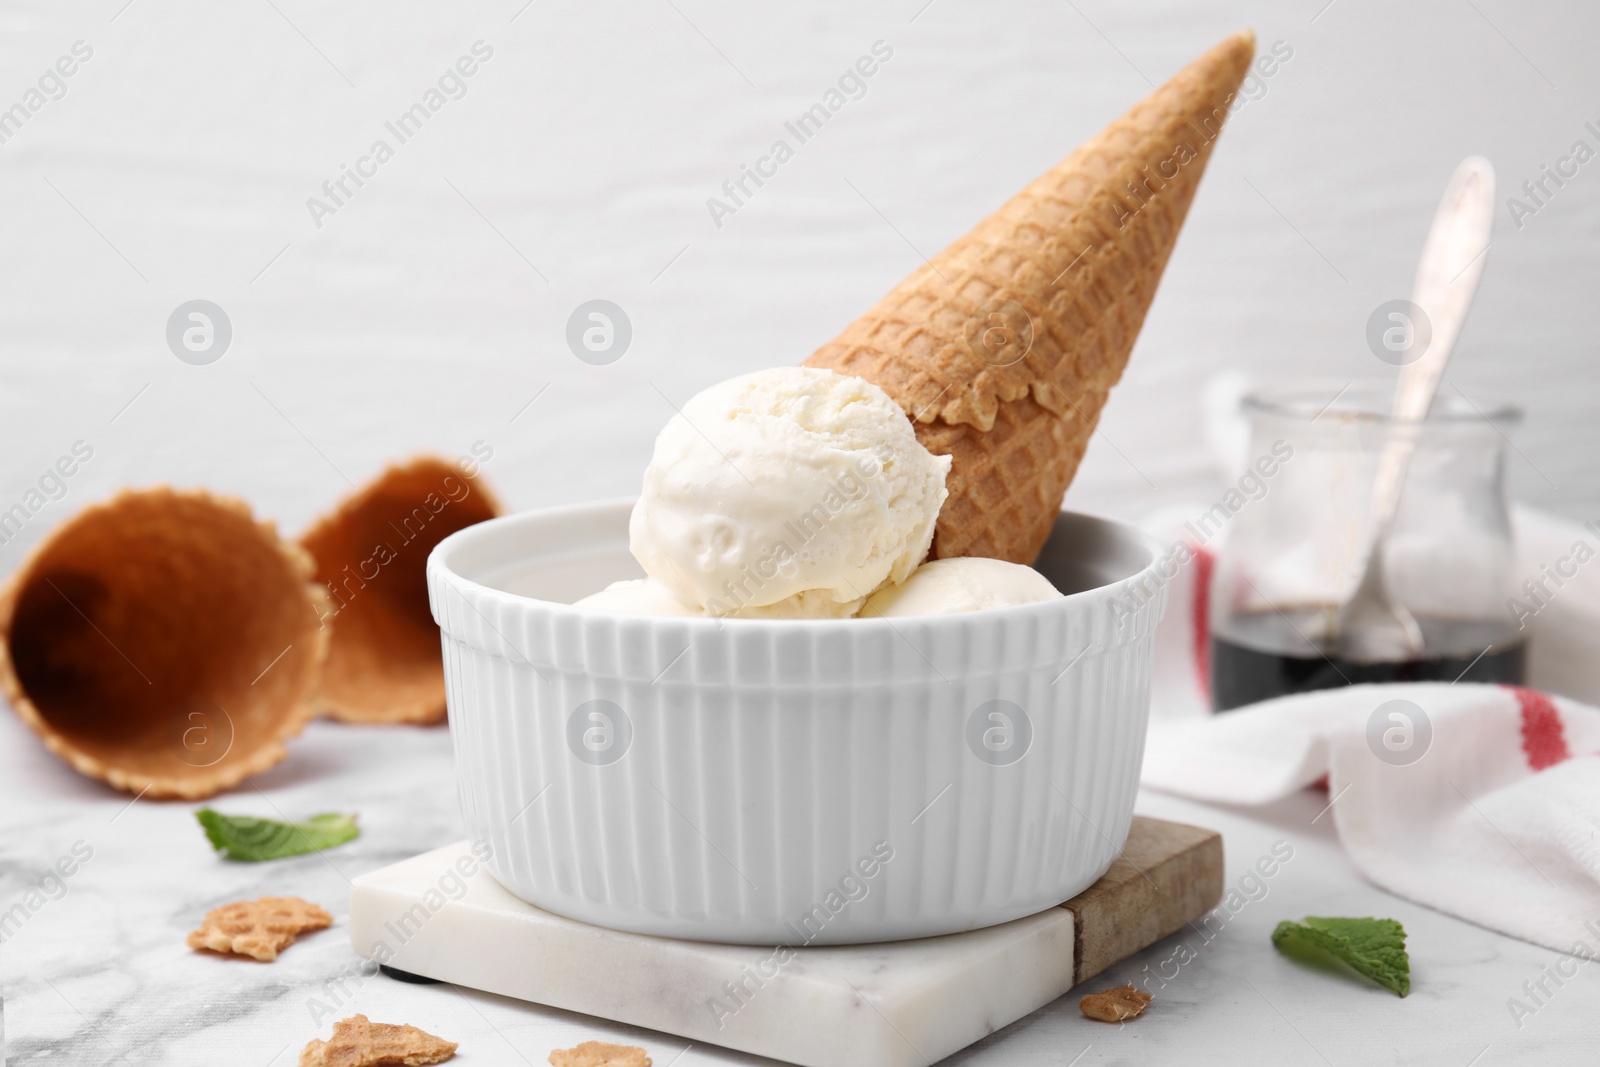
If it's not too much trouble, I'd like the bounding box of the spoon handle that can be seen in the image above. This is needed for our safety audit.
[1366,156,1497,543]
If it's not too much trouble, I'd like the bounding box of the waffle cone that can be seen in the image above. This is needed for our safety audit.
[301,456,501,724]
[807,30,1256,563]
[299,1014,457,1067]
[0,489,328,800]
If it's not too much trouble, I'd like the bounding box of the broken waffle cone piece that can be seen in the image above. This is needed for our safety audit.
[549,1041,651,1067]
[0,488,327,800]
[301,456,501,724]
[1079,982,1153,1022]
[299,1014,457,1067]
[187,895,332,961]
[807,30,1256,564]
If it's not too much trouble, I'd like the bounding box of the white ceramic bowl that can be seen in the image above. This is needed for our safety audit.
[428,500,1167,945]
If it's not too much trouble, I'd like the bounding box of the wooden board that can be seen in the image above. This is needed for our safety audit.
[1067,816,1224,985]
[349,816,1222,1067]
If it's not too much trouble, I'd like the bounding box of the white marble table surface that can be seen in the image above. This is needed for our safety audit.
[2,1,1597,1060]
[1,705,1592,1066]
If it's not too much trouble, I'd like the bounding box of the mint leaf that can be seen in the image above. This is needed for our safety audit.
[1272,916,1410,997]
[196,809,359,862]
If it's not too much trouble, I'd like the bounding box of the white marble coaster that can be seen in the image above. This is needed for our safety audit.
[348,818,1220,1067]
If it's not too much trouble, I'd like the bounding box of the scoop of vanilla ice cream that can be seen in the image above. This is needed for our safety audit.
[629,367,952,618]
[862,556,1062,616]
[573,578,701,616]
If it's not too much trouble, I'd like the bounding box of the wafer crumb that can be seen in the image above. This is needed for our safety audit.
[548,1040,651,1067]
[1079,983,1152,1023]
[186,896,332,961]
[299,1014,456,1066]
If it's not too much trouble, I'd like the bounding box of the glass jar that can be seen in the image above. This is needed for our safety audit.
[1209,381,1526,711]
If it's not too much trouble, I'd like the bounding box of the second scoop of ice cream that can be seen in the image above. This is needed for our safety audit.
[863,556,1063,616]
[573,578,701,616]
[629,367,951,618]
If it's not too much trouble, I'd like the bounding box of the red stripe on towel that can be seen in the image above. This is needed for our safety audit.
[1505,685,1572,771]
[1192,542,1214,706]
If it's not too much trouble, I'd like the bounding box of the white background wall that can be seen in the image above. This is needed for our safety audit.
[1,0,1596,567]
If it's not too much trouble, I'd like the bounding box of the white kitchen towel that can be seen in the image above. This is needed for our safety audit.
[1134,483,1600,951]
[1133,379,1600,950]
[1142,682,1600,953]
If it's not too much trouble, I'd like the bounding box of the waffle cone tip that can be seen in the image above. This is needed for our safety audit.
[807,30,1256,564]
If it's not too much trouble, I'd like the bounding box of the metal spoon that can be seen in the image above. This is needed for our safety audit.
[1334,156,1496,663]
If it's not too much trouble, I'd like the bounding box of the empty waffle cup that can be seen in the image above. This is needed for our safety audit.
[0,488,328,799]
[301,456,502,725]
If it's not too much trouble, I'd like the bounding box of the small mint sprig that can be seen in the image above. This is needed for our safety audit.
[1272,916,1410,997]
[196,809,359,862]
